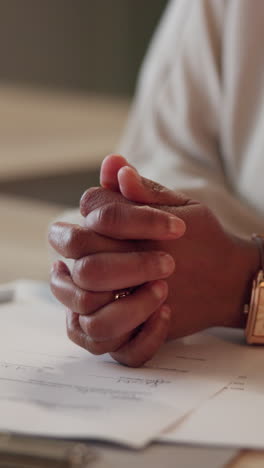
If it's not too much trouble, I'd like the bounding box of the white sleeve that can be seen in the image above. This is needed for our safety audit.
[118,0,264,238]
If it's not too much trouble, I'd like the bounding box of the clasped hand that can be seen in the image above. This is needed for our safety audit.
[49,155,258,366]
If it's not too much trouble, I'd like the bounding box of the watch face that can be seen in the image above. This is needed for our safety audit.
[253,283,264,337]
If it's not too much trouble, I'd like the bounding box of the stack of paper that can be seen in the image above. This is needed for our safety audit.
[0,286,263,449]
[0,295,229,448]
[160,330,264,449]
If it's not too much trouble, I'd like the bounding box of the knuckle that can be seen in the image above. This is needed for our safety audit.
[66,314,105,355]
[96,203,123,233]
[72,257,90,286]
[63,226,82,259]
[48,222,65,253]
[80,187,106,217]
[73,256,105,290]
[81,315,103,341]
[72,288,89,315]
[48,222,82,259]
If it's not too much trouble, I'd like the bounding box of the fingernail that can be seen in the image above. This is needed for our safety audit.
[169,216,185,235]
[158,253,175,275]
[152,281,167,300]
[160,305,171,320]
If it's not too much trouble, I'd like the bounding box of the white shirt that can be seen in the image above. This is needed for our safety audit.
[119,0,264,239]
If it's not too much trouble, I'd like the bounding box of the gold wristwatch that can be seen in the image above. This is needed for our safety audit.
[245,234,264,344]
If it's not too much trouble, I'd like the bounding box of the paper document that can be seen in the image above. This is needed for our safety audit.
[0,297,231,448]
[161,329,264,449]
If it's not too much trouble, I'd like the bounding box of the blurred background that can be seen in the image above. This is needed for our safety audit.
[0,0,168,282]
[0,0,168,207]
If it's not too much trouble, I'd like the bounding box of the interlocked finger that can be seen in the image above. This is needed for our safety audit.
[72,250,175,291]
[77,280,168,341]
[50,260,115,315]
[48,222,134,260]
[111,305,171,367]
[66,310,132,355]
[84,202,185,240]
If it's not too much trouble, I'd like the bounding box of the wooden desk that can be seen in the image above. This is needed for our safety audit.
[0,85,130,181]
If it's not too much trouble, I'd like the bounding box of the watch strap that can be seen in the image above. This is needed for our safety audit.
[245,234,264,344]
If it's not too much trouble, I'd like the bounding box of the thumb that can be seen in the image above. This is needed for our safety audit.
[100,153,193,207]
[118,166,192,207]
[100,153,134,192]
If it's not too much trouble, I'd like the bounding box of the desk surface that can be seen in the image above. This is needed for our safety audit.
[0,85,130,180]
[1,197,263,467]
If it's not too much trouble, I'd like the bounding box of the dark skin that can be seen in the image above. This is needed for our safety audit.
[49,155,259,367]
